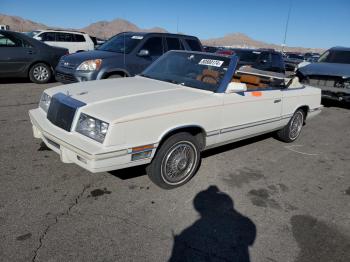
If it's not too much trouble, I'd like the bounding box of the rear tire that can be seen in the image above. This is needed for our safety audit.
[29,63,52,84]
[146,132,201,189]
[277,109,305,143]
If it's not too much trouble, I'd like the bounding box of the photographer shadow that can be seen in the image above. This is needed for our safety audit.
[169,186,256,262]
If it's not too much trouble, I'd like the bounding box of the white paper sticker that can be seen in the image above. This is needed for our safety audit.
[199,59,224,67]
[131,36,143,39]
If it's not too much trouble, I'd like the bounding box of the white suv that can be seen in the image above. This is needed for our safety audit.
[28,30,94,54]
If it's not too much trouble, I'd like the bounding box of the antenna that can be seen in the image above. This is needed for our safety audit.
[123,28,126,69]
[282,0,293,53]
[176,16,179,33]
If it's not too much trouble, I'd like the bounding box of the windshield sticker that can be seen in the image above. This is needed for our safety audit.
[131,36,143,40]
[199,59,224,67]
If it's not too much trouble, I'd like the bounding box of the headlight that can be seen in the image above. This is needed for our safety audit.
[39,92,51,113]
[76,113,109,143]
[77,59,102,71]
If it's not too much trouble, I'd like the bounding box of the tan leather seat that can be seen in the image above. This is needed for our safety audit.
[197,69,220,84]
[233,74,268,89]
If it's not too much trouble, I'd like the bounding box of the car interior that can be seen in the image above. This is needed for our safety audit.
[194,67,305,91]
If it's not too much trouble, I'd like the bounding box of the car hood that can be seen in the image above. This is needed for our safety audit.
[46,76,218,124]
[62,50,124,63]
[298,62,350,78]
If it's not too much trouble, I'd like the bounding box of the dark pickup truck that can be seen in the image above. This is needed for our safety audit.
[231,48,285,74]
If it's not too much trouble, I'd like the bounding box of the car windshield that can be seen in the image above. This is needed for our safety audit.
[140,51,231,92]
[97,33,143,53]
[25,31,41,37]
[318,50,350,64]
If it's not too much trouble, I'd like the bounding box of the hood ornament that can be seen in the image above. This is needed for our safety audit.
[66,90,72,97]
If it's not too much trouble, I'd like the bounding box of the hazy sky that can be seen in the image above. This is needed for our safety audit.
[1,0,349,48]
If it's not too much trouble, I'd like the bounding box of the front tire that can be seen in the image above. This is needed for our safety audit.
[29,63,52,84]
[277,109,305,142]
[146,132,201,189]
[106,74,122,79]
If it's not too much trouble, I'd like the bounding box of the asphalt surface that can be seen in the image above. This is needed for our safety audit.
[0,79,349,262]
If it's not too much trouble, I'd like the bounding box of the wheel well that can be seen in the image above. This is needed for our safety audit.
[297,106,309,120]
[159,126,206,151]
[104,71,128,78]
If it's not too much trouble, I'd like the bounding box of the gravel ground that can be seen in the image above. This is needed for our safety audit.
[0,80,349,262]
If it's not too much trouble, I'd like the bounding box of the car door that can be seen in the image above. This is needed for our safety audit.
[165,37,184,52]
[130,36,165,74]
[0,33,36,76]
[73,33,88,51]
[219,85,282,144]
[56,32,75,53]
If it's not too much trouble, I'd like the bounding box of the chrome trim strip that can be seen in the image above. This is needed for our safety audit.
[206,115,292,137]
[205,127,282,150]
[221,117,281,134]
[206,130,220,137]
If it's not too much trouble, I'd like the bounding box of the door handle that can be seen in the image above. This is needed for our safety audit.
[27,50,33,55]
[274,99,282,103]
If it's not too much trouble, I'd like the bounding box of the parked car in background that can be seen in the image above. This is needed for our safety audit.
[232,48,285,73]
[30,51,322,189]
[284,53,305,71]
[90,36,106,48]
[0,30,68,83]
[306,55,320,63]
[0,25,10,30]
[297,46,350,103]
[304,52,320,61]
[203,45,218,53]
[55,32,203,84]
[26,29,95,53]
[216,48,235,56]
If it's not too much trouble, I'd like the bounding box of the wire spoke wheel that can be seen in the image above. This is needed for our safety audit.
[289,111,304,140]
[161,141,197,185]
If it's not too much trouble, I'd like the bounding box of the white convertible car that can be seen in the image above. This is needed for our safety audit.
[29,51,322,189]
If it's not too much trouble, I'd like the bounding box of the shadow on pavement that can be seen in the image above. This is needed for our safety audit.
[322,99,350,109]
[202,133,273,159]
[169,186,256,262]
[0,78,32,84]
[108,165,147,180]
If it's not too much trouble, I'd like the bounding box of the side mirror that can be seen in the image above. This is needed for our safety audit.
[225,82,247,93]
[138,49,150,57]
[35,36,43,41]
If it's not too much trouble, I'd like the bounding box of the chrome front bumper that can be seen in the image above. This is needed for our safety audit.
[29,108,151,173]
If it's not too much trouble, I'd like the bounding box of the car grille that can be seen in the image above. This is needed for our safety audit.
[60,60,77,69]
[47,93,86,132]
[306,76,350,89]
[56,72,77,83]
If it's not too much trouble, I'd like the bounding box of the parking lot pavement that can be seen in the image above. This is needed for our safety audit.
[0,81,349,262]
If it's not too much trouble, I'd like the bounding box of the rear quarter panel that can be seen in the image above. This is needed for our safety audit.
[282,85,321,117]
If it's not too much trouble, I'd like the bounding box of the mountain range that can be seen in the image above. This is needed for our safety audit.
[0,14,323,53]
